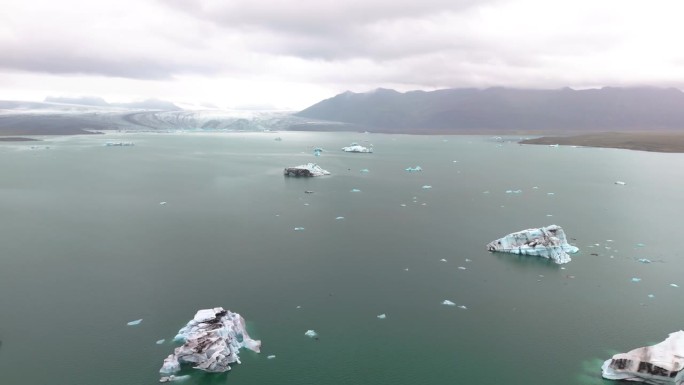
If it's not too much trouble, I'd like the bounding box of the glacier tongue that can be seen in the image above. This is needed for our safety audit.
[159,307,260,376]
[602,330,684,384]
[486,225,578,264]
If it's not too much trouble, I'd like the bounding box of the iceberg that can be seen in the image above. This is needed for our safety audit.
[442,300,456,306]
[377,314,387,319]
[304,330,318,338]
[405,166,422,172]
[342,143,373,153]
[159,307,260,376]
[127,319,143,326]
[284,163,330,177]
[602,331,684,384]
[159,375,190,382]
[486,225,578,264]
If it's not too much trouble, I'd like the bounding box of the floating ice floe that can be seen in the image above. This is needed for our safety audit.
[615,181,626,185]
[602,330,684,384]
[127,319,142,326]
[283,163,330,177]
[267,355,276,359]
[648,294,655,298]
[351,188,361,192]
[440,258,447,262]
[637,258,652,264]
[335,216,345,220]
[631,278,642,282]
[159,375,191,382]
[313,148,323,156]
[547,192,555,195]
[360,169,370,173]
[156,339,166,345]
[159,201,167,205]
[159,307,260,376]
[442,300,456,306]
[458,266,467,270]
[422,185,432,189]
[486,225,578,264]
[377,314,386,319]
[294,227,305,231]
[458,305,467,310]
[342,143,373,153]
[671,284,679,288]
[304,330,318,338]
[105,142,134,147]
[405,166,422,172]
[505,190,522,194]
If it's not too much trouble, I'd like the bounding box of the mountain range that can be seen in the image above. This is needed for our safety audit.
[296,87,684,133]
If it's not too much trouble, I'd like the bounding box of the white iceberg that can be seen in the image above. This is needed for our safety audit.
[602,331,684,384]
[486,225,578,264]
[284,163,330,177]
[127,319,142,326]
[377,314,387,319]
[442,300,456,306]
[304,330,318,338]
[405,166,422,172]
[159,307,260,376]
[342,143,373,153]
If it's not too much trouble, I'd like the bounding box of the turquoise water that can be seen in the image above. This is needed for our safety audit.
[1,132,683,385]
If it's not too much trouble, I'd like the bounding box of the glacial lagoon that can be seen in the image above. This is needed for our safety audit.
[1,132,683,385]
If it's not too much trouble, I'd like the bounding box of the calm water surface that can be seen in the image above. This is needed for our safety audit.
[1,132,683,385]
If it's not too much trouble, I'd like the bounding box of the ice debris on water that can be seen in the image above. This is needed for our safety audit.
[458,305,468,310]
[442,300,456,306]
[377,314,387,319]
[405,166,423,172]
[648,294,655,298]
[159,375,191,382]
[342,143,373,153]
[305,330,318,338]
[351,188,361,192]
[156,339,166,345]
[267,355,276,359]
[159,307,260,376]
[360,169,370,173]
[159,201,167,205]
[486,225,578,264]
[637,258,652,264]
[422,185,432,189]
[294,227,305,231]
[313,148,323,156]
[335,216,345,220]
[284,163,330,177]
[631,278,642,282]
[127,319,142,326]
[458,266,467,270]
[615,181,626,185]
[505,189,522,194]
[636,243,646,247]
[547,192,555,195]
[671,284,679,288]
[440,258,447,262]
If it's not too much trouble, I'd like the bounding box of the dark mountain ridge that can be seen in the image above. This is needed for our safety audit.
[296,87,684,132]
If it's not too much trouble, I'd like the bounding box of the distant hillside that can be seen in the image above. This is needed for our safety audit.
[296,87,684,133]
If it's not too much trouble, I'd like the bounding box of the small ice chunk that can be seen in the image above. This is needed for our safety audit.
[377,314,386,319]
[483,191,490,194]
[670,283,679,288]
[422,185,432,189]
[159,201,167,205]
[351,188,361,192]
[267,355,276,359]
[465,258,472,262]
[458,266,466,270]
[615,181,626,185]
[442,300,456,306]
[294,227,305,231]
[400,204,407,207]
[532,186,539,189]
[505,189,522,194]
[648,294,655,298]
[127,319,143,326]
[458,305,468,310]
[631,278,642,282]
[546,214,553,217]
[305,330,318,338]
[156,339,166,345]
[405,166,422,172]
[636,243,646,247]
[159,375,191,382]
[296,306,301,309]
[547,192,555,195]
[360,169,370,173]
[335,216,345,220]
[637,258,652,264]
[440,258,447,262]
[404,268,409,271]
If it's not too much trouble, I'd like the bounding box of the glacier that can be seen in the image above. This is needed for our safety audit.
[602,330,684,384]
[159,307,260,377]
[486,225,578,264]
[283,163,330,177]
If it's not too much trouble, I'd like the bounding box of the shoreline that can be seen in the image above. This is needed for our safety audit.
[519,132,684,153]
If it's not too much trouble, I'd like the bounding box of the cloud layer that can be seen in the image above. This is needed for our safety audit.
[1,0,683,108]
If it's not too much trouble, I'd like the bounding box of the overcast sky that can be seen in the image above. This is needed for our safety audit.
[1,0,683,110]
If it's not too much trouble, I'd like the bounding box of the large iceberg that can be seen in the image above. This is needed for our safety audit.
[486,225,578,264]
[283,163,330,177]
[159,307,261,377]
[342,143,373,153]
[602,331,684,384]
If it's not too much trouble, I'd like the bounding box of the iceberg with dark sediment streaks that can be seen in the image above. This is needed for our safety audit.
[486,225,578,264]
